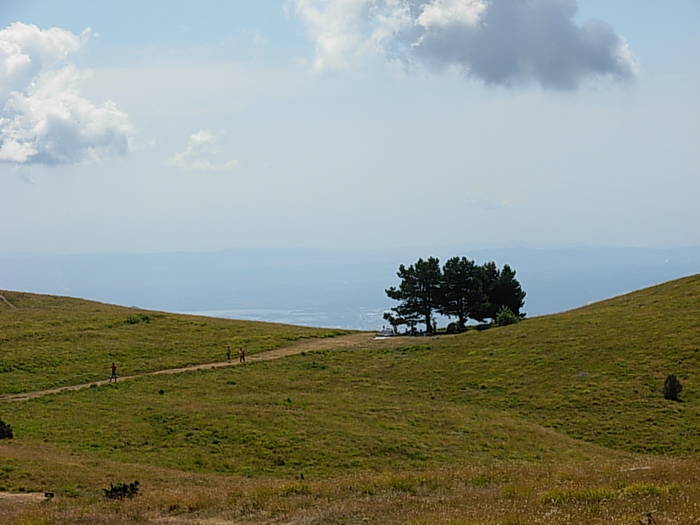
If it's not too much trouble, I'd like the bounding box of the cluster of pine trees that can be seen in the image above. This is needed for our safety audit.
[384,256,526,334]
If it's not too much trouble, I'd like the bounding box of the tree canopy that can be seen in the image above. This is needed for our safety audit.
[385,256,526,333]
[438,256,485,330]
[385,257,441,334]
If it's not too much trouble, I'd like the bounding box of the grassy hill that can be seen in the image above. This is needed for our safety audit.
[0,290,349,394]
[1,276,699,524]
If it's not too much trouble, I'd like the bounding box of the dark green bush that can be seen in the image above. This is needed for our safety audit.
[446,322,461,334]
[125,313,151,325]
[102,480,140,499]
[0,419,13,439]
[663,374,683,401]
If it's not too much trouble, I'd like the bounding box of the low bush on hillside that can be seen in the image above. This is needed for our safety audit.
[125,313,151,325]
[446,322,472,334]
[663,374,683,401]
[0,419,13,439]
[102,480,140,500]
[496,306,519,327]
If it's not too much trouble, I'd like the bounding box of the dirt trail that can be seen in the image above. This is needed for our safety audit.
[0,492,46,503]
[0,333,405,403]
[0,294,16,309]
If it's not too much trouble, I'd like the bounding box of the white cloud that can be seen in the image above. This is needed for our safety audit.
[292,0,372,70]
[169,130,239,172]
[0,22,133,165]
[291,0,638,90]
[416,0,486,29]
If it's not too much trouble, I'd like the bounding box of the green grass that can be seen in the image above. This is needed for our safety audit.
[0,290,349,394]
[7,350,620,483]
[1,275,699,523]
[3,275,700,478]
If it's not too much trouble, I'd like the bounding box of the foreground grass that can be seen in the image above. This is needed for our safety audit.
[0,290,349,394]
[1,450,698,524]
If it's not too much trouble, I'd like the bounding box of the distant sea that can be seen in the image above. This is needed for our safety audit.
[180,306,388,331]
[3,246,698,332]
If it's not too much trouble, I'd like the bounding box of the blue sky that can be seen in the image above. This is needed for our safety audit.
[0,1,698,253]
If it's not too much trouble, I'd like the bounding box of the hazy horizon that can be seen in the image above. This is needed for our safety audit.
[1,2,698,324]
[3,245,698,330]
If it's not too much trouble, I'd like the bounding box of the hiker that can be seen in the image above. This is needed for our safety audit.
[226,344,232,362]
[239,346,246,363]
[109,362,118,383]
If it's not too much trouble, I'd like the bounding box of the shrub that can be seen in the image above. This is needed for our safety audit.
[446,322,463,334]
[102,480,140,500]
[663,374,683,401]
[496,306,519,327]
[0,420,13,439]
[125,313,151,325]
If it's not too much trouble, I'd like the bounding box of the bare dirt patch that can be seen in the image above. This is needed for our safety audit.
[0,491,46,503]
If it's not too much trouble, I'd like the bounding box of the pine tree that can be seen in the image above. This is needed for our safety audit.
[472,262,526,322]
[473,261,499,322]
[386,257,442,334]
[438,257,486,330]
[491,264,526,318]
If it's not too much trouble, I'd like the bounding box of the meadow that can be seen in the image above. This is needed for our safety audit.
[0,276,699,524]
[0,290,348,394]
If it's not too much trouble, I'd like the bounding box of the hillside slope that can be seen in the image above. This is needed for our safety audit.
[0,290,348,394]
[0,276,698,524]
[427,273,700,454]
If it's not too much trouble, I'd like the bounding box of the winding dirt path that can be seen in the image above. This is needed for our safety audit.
[0,333,406,403]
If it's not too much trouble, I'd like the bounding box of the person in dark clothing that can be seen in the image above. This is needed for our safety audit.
[109,362,118,383]
[239,347,246,363]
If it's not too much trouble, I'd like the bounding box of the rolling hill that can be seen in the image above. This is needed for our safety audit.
[0,290,349,394]
[0,276,699,524]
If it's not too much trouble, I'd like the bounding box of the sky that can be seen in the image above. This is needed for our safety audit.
[0,1,698,254]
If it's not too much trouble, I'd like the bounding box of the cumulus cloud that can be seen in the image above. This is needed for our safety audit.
[169,130,239,172]
[291,0,638,89]
[0,22,133,165]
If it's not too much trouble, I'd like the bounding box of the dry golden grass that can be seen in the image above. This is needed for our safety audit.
[3,456,700,524]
